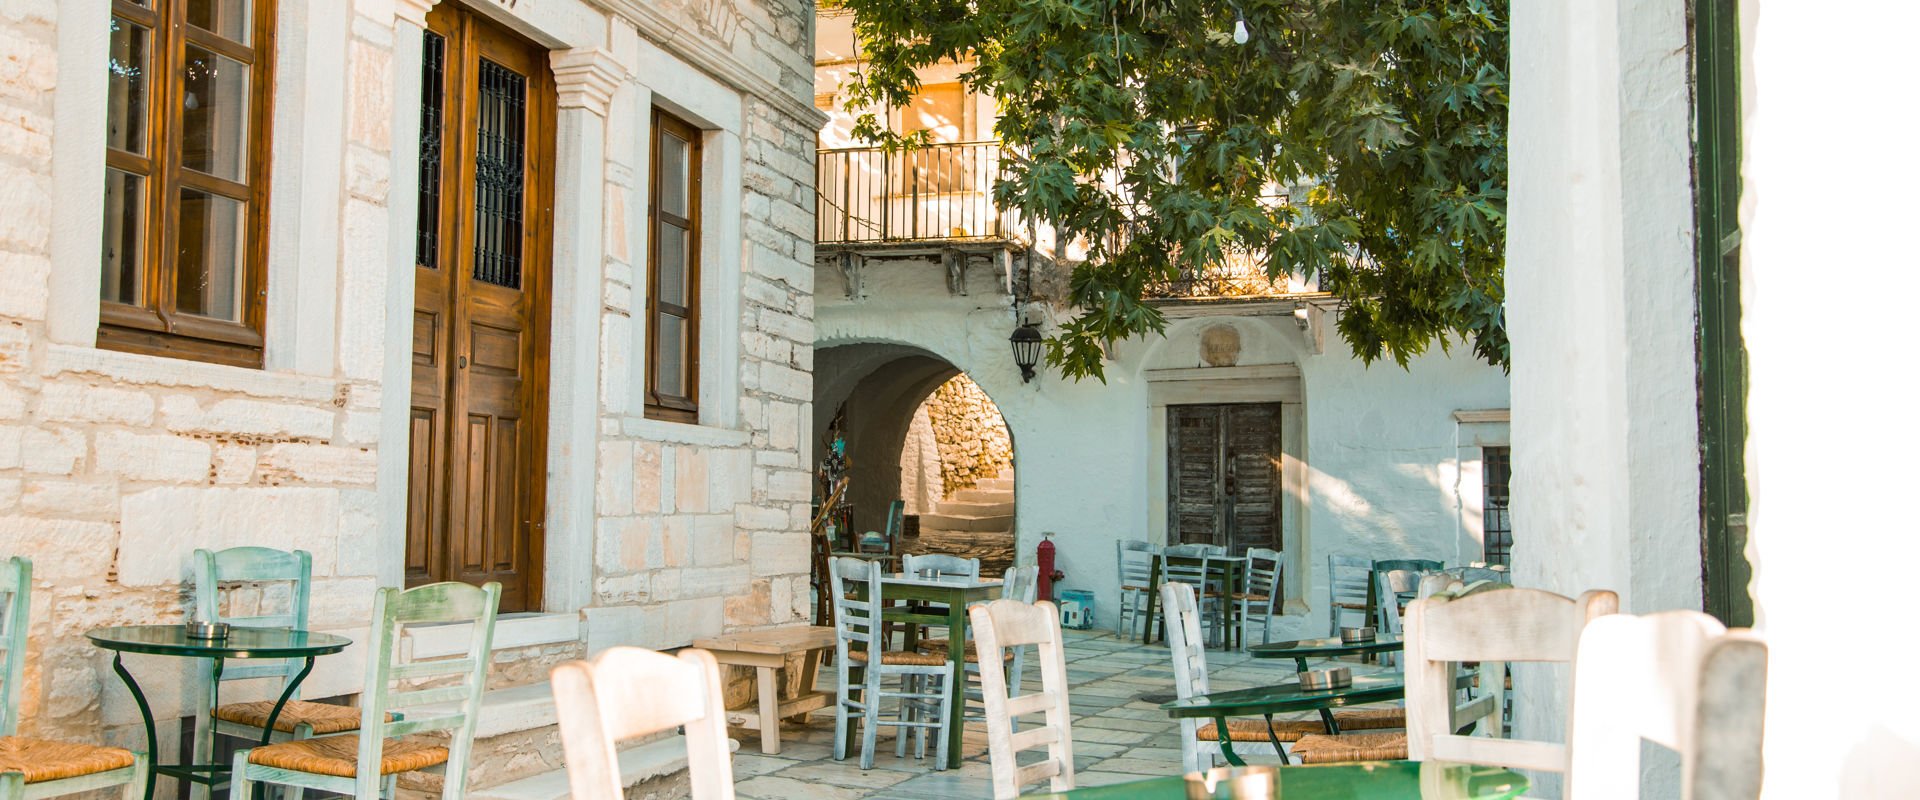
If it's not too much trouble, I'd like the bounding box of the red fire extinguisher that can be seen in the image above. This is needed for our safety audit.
[1037,531,1064,602]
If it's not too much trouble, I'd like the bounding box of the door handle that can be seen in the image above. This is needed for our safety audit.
[458,356,468,369]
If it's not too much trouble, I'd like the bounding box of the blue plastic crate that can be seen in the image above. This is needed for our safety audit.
[1057,589,1096,629]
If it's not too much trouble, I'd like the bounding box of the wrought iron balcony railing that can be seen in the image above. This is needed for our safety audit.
[817,141,1012,245]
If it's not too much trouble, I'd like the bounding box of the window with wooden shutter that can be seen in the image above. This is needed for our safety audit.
[101,0,276,368]
[645,109,702,422]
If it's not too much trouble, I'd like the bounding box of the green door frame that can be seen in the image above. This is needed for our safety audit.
[1693,0,1753,627]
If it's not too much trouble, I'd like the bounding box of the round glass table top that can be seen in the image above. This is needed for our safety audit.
[87,625,351,658]
[1020,761,1528,799]
[1160,672,1404,718]
[1249,632,1404,659]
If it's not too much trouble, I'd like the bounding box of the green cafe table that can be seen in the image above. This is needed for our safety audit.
[88,624,351,800]
[1248,633,1404,732]
[1161,673,1404,766]
[1020,760,1529,799]
[872,572,1002,770]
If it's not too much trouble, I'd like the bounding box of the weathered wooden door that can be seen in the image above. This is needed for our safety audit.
[1169,403,1281,555]
[407,4,554,612]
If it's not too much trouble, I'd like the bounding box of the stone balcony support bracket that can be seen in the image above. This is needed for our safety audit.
[552,49,627,118]
[393,0,437,29]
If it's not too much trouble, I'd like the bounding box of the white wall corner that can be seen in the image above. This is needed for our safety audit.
[47,0,113,345]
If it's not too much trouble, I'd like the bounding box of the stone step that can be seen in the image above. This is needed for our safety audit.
[919,511,1014,532]
[974,477,1014,493]
[468,735,731,800]
[952,487,1013,504]
[415,680,558,740]
[934,499,1014,517]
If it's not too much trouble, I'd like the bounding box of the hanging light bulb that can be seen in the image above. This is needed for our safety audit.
[1232,11,1250,45]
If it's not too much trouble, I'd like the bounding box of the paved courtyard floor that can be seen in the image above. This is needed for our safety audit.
[729,628,1371,800]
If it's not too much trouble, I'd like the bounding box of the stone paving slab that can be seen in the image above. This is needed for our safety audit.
[728,628,1397,800]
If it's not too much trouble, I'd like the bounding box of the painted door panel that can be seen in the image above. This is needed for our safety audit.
[1168,403,1281,555]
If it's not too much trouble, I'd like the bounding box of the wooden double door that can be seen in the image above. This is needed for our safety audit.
[1168,403,1281,555]
[407,3,554,612]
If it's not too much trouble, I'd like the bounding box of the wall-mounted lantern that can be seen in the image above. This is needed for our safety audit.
[1010,322,1043,383]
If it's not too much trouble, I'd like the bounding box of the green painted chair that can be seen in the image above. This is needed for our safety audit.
[189,548,335,800]
[230,581,500,800]
[0,557,149,800]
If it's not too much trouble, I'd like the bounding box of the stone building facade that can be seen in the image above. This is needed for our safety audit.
[1,0,821,792]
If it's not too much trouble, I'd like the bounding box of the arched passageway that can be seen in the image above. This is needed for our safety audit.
[814,343,1017,573]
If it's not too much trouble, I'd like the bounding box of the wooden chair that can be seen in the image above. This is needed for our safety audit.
[190,547,337,800]
[916,567,1033,731]
[1114,540,1156,640]
[1159,545,1221,645]
[552,647,735,800]
[1567,612,1766,800]
[827,557,954,770]
[231,581,501,800]
[971,599,1074,800]
[1163,583,1300,771]
[0,557,149,800]
[1372,558,1443,635]
[1399,584,1618,775]
[1236,548,1286,647]
[1326,555,1373,636]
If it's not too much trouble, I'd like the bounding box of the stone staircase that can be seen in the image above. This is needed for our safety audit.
[912,474,1016,574]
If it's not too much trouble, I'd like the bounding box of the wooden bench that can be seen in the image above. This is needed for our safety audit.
[694,626,836,755]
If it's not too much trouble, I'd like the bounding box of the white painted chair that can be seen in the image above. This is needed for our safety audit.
[898,553,982,641]
[1326,555,1373,636]
[1114,540,1157,640]
[551,646,735,800]
[1400,584,1619,774]
[1567,612,1766,800]
[827,556,956,770]
[1236,548,1287,646]
[971,598,1074,800]
[915,566,1034,729]
[1163,582,1302,771]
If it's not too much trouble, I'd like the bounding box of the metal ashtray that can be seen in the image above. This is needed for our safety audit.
[1340,625,1377,644]
[1299,666,1352,690]
[1185,766,1276,800]
[186,621,230,640]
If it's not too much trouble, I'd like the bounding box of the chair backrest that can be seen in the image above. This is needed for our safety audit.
[901,552,980,581]
[553,646,735,800]
[1116,540,1154,588]
[828,556,884,660]
[1244,548,1285,596]
[354,581,501,799]
[0,557,30,737]
[1001,565,1040,603]
[1376,568,1426,634]
[1567,612,1767,800]
[1404,586,1619,774]
[195,547,313,686]
[971,598,1074,799]
[1328,554,1372,609]
[1161,582,1209,700]
[1162,543,1212,559]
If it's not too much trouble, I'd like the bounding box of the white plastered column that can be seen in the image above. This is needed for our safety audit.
[544,48,624,613]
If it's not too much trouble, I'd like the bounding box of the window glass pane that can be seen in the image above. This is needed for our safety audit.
[655,313,687,398]
[101,169,146,305]
[180,46,249,181]
[175,188,246,321]
[660,131,689,217]
[107,17,150,155]
[657,223,688,307]
[186,0,251,44]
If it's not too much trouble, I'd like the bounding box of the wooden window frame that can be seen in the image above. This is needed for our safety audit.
[100,0,276,369]
[644,108,703,423]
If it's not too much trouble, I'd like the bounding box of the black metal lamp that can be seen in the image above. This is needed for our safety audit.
[1010,322,1043,383]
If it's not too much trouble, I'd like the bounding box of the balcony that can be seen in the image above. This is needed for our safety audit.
[816,141,1015,246]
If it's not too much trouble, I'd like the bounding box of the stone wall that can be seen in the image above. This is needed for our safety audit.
[0,0,823,769]
[923,374,1013,497]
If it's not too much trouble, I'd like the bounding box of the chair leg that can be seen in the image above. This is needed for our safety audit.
[124,751,149,800]
[833,665,851,762]
[896,674,913,759]
[230,750,254,800]
[932,665,955,772]
[860,672,882,770]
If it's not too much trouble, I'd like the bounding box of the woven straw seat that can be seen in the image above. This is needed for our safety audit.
[1195,718,1323,744]
[1230,592,1270,602]
[1333,601,1370,611]
[913,639,1017,664]
[846,649,948,667]
[1290,732,1408,764]
[245,733,448,778]
[1332,707,1406,731]
[214,700,381,735]
[0,736,137,784]
[1120,584,1152,592]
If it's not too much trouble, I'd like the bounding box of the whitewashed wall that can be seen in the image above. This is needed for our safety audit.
[814,258,1509,635]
